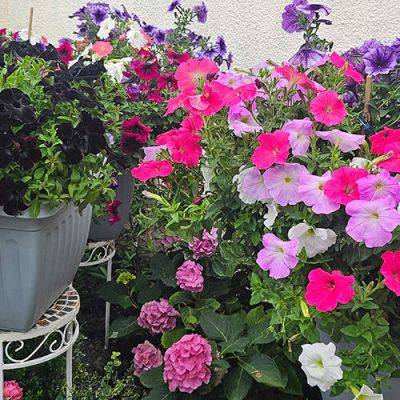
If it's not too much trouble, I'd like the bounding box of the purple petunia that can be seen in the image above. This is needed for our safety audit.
[168,0,181,12]
[215,36,227,56]
[282,0,314,33]
[363,45,397,76]
[289,47,327,69]
[88,2,110,25]
[153,29,167,45]
[193,1,208,23]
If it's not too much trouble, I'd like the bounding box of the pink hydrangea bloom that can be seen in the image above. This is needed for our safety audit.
[132,341,163,376]
[251,131,290,169]
[263,163,308,206]
[309,90,347,127]
[228,103,261,137]
[357,170,400,202]
[4,381,23,400]
[131,160,173,182]
[175,58,219,92]
[298,171,341,214]
[137,299,180,335]
[176,260,204,293]
[256,233,299,279]
[380,251,400,296]
[163,334,212,394]
[345,197,400,248]
[282,118,314,156]
[316,130,365,153]
[189,227,218,260]
[330,52,364,84]
[305,268,355,312]
[324,166,368,205]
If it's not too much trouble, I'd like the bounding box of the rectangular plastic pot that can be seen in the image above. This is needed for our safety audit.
[0,203,92,332]
[88,170,134,241]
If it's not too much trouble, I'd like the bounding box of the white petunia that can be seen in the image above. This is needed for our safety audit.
[350,157,369,169]
[97,17,116,39]
[18,29,41,45]
[233,166,270,204]
[353,385,383,400]
[288,223,336,258]
[299,342,343,392]
[126,25,147,49]
[263,201,279,228]
[104,61,126,82]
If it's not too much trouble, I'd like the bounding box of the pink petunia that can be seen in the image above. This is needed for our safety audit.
[282,118,314,156]
[251,131,290,170]
[274,65,321,93]
[92,40,113,57]
[378,142,400,173]
[357,170,400,202]
[228,103,261,137]
[175,58,219,92]
[310,90,348,127]
[263,163,308,206]
[345,197,400,248]
[324,166,368,205]
[298,171,341,214]
[131,160,173,182]
[180,114,204,134]
[380,251,400,296]
[164,131,203,167]
[183,84,224,116]
[370,127,400,155]
[316,130,365,153]
[256,233,299,279]
[305,268,355,312]
[330,52,364,84]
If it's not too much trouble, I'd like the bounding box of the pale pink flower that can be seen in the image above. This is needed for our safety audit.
[357,170,400,202]
[298,171,341,214]
[282,118,314,156]
[316,129,365,153]
[234,166,270,204]
[345,197,400,248]
[256,233,299,279]
[132,341,163,376]
[263,163,308,206]
[228,103,261,136]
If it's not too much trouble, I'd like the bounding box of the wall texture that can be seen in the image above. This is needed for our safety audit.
[1,0,400,67]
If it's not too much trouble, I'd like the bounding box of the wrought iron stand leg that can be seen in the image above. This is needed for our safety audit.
[66,327,73,400]
[0,341,4,400]
[104,255,113,350]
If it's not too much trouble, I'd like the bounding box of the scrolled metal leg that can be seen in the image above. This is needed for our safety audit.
[66,345,73,400]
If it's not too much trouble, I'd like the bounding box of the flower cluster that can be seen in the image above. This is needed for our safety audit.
[3,380,23,400]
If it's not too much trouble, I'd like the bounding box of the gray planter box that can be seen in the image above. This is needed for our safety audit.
[88,171,134,241]
[0,204,92,332]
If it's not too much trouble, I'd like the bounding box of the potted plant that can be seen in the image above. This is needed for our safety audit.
[0,32,114,331]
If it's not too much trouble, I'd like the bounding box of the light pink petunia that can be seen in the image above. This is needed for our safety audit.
[316,130,365,153]
[380,251,400,296]
[234,166,271,204]
[309,90,347,127]
[305,268,355,312]
[357,169,400,202]
[228,103,262,137]
[263,163,308,206]
[256,233,299,279]
[298,171,341,214]
[282,118,314,156]
[345,197,400,248]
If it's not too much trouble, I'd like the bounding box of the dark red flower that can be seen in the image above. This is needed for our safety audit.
[166,49,190,64]
[157,73,177,90]
[131,59,159,81]
[120,117,151,154]
[56,41,74,64]
[106,199,122,225]
[147,90,163,103]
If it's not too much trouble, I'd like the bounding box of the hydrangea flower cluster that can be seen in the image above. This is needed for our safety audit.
[132,340,163,376]
[3,381,23,400]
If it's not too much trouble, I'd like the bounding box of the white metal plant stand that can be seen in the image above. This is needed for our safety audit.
[79,240,116,349]
[0,286,80,400]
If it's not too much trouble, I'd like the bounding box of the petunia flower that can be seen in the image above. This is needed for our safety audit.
[288,223,337,258]
[290,47,328,69]
[330,52,364,83]
[380,251,400,296]
[92,40,113,57]
[316,129,365,153]
[56,40,74,64]
[353,385,383,400]
[256,233,299,279]
[364,45,397,76]
[264,163,309,206]
[377,142,400,173]
[251,131,290,170]
[228,103,261,137]
[263,201,279,228]
[282,118,314,156]
[324,166,368,205]
[233,166,271,204]
[183,84,224,116]
[299,342,343,392]
[345,197,400,248]
[192,1,208,23]
[275,65,321,92]
[357,170,400,202]
[97,17,116,40]
[310,90,347,127]
[298,171,341,214]
[131,160,173,182]
[126,24,147,49]
[370,127,400,155]
[163,130,202,167]
[305,268,355,312]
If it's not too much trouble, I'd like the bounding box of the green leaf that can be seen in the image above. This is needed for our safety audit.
[149,253,177,287]
[169,291,193,306]
[139,367,164,389]
[220,336,250,356]
[109,316,138,339]
[341,325,360,338]
[246,306,266,327]
[223,367,253,400]
[195,298,221,313]
[98,281,133,309]
[248,320,275,345]
[161,328,187,348]
[142,385,177,400]
[239,354,286,389]
[199,311,245,342]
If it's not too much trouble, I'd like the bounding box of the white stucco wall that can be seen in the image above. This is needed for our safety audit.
[1,0,400,67]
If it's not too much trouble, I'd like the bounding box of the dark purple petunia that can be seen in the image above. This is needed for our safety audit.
[289,47,327,68]
[142,24,156,35]
[343,92,358,108]
[299,3,331,15]
[215,36,227,56]
[88,2,110,25]
[168,0,181,12]
[226,52,234,69]
[192,2,208,23]
[364,45,397,76]
[113,4,131,20]
[282,0,313,33]
[153,29,167,45]
[358,38,381,55]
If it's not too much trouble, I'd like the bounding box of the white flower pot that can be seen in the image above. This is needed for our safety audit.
[0,203,92,331]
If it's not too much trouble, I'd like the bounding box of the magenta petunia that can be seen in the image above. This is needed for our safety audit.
[345,196,400,248]
[378,142,400,173]
[316,129,365,153]
[380,251,400,296]
[309,90,347,127]
[282,118,314,156]
[357,170,400,202]
[131,160,173,182]
[305,268,355,312]
[263,163,308,206]
[256,233,299,279]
